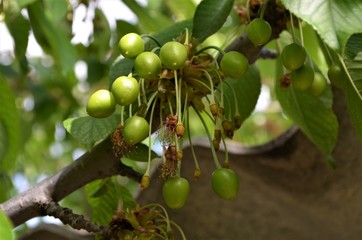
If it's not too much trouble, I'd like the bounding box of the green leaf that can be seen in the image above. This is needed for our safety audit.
[123,0,171,32]
[86,178,136,225]
[0,209,15,240]
[4,0,30,74]
[344,33,362,60]
[341,38,362,139]
[220,65,262,123]
[280,0,362,53]
[0,172,13,203]
[27,0,77,75]
[0,77,20,171]
[192,0,234,43]
[63,115,120,149]
[45,0,68,22]
[275,79,338,156]
[92,8,112,59]
[109,58,135,84]
[124,144,158,162]
[164,0,196,20]
[16,0,37,7]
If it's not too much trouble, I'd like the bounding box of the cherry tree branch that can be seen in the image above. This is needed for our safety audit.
[0,137,142,227]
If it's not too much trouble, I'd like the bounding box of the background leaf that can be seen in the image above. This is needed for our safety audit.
[4,1,30,74]
[27,0,77,75]
[280,0,362,53]
[63,115,120,149]
[192,0,234,43]
[0,77,20,171]
[0,209,15,240]
[86,178,136,225]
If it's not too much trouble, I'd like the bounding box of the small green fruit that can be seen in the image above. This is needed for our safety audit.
[220,51,249,79]
[123,116,149,145]
[134,52,162,79]
[246,18,272,46]
[159,41,188,70]
[111,76,139,106]
[86,89,116,118]
[308,72,328,96]
[119,33,144,58]
[292,65,314,90]
[281,43,306,70]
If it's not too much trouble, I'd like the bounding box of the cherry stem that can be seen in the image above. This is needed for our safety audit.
[174,70,182,124]
[142,203,171,232]
[141,34,162,47]
[140,78,147,104]
[169,221,187,240]
[200,69,216,105]
[260,0,270,20]
[193,105,222,169]
[222,80,240,116]
[221,136,229,166]
[186,107,200,174]
[195,45,225,56]
[297,18,304,47]
[183,27,190,45]
[145,94,158,177]
[289,12,297,44]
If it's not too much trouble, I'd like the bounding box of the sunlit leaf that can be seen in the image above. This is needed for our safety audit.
[192,0,234,43]
[165,0,196,20]
[63,115,120,149]
[281,0,362,53]
[0,78,20,171]
[275,78,338,156]
[0,209,15,240]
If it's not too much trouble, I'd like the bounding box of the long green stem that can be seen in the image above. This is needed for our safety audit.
[260,0,270,19]
[289,12,297,43]
[174,70,182,123]
[193,106,221,169]
[144,95,158,179]
[297,18,304,47]
[186,107,200,177]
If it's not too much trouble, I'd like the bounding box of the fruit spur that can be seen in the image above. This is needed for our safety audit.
[86,30,245,208]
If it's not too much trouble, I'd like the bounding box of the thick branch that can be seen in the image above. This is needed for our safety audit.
[0,137,142,227]
[39,201,109,236]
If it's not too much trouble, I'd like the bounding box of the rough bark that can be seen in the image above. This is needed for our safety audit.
[0,137,142,227]
[138,88,362,240]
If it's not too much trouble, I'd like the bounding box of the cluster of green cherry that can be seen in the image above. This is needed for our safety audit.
[85,30,250,209]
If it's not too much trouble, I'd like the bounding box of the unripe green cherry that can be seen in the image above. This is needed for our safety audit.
[292,65,314,90]
[211,168,239,200]
[134,52,162,79]
[327,64,344,88]
[281,43,306,70]
[246,18,272,46]
[111,76,139,106]
[86,89,116,118]
[159,41,188,70]
[119,33,144,58]
[162,177,190,209]
[220,51,249,79]
[123,116,149,145]
[308,72,328,96]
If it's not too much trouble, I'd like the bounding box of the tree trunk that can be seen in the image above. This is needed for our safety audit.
[138,88,362,240]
